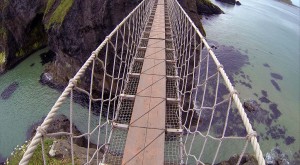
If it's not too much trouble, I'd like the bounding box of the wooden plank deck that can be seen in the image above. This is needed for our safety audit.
[122,0,166,164]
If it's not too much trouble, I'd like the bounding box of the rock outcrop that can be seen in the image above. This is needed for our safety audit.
[216,154,258,165]
[29,114,95,148]
[0,0,224,91]
[216,0,237,5]
[0,0,48,73]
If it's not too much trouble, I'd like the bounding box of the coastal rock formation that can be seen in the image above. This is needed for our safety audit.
[48,139,102,164]
[0,0,224,94]
[0,0,48,73]
[216,0,237,5]
[29,114,94,148]
[216,154,258,165]
[195,0,224,15]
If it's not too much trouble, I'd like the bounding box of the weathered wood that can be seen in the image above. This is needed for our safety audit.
[122,2,167,164]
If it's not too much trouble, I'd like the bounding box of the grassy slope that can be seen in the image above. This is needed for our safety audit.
[7,138,74,165]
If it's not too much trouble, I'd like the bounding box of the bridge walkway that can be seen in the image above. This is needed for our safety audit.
[104,0,181,164]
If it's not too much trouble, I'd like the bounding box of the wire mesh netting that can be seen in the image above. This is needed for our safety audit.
[166,0,264,164]
[19,0,265,164]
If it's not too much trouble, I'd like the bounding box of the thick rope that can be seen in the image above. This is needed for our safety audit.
[19,0,151,164]
[167,0,265,164]
[20,0,265,164]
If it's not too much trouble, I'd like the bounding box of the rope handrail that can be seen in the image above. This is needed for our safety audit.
[167,0,265,164]
[18,0,265,164]
[18,0,153,164]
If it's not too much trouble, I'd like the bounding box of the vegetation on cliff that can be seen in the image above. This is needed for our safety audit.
[6,139,75,165]
[45,0,74,30]
[0,52,5,64]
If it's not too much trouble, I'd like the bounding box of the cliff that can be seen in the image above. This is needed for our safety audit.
[0,0,223,90]
[0,0,47,73]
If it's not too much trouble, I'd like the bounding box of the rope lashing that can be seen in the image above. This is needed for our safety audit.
[247,131,258,141]
[36,126,47,137]
[19,0,265,164]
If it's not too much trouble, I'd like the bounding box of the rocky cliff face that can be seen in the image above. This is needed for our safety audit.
[0,0,223,89]
[0,0,47,73]
[42,0,142,90]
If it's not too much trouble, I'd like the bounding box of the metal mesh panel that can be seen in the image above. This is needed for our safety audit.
[140,39,149,47]
[165,133,181,165]
[166,50,174,60]
[132,61,143,73]
[166,40,173,49]
[124,77,140,95]
[167,79,177,98]
[166,103,180,129]
[166,63,176,76]
[104,128,128,165]
[115,100,135,124]
[137,49,146,58]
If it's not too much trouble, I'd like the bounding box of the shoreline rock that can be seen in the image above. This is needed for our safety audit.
[28,114,96,149]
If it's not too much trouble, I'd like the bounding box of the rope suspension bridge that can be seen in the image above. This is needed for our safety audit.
[19,0,265,164]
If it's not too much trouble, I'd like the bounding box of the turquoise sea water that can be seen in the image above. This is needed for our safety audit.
[0,49,101,162]
[203,0,300,162]
[0,0,299,163]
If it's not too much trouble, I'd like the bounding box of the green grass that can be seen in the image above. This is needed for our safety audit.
[0,52,6,64]
[46,0,74,30]
[7,138,74,165]
[45,0,56,14]
[16,49,25,57]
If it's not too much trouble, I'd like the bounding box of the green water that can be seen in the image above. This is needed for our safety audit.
[203,0,300,160]
[0,49,101,161]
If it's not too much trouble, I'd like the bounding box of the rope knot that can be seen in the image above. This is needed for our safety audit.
[246,131,257,141]
[230,90,238,97]
[217,64,224,70]
[37,126,47,136]
[69,78,77,86]
[92,51,98,56]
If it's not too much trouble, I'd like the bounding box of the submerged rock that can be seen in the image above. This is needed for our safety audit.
[243,100,260,112]
[285,136,295,145]
[271,79,281,91]
[271,73,283,80]
[0,82,19,100]
[265,147,290,165]
[263,63,271,68]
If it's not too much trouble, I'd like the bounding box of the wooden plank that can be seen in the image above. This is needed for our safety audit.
[136,73,153,96]
[147,39,165,48]
[151,75,166,98]
[142,129,165,165]
[148,98,165,129]
[144,47,165,59]
[130,96,151,127]
[122,2,166,164]
[122,127,147,165]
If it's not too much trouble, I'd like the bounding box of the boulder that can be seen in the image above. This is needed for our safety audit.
[243,100,260,112]
[29,114,96,148]
[216,0,236,5]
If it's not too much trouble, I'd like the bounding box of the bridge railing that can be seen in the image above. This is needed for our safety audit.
[19,0,154,164]
[166,0,265,164]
